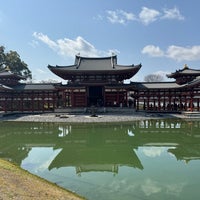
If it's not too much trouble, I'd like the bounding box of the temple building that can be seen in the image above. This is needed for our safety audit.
[129,66,200,112]
[0,54,200,113]
[48,55,141,107]
[0,69,60,112]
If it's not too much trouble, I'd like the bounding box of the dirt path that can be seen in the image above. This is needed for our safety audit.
[0,159,85,200]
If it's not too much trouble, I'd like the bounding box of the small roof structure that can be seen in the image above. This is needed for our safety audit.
[13,83,59,91]
[0,84,13,90]
[167,67,200,79]
[131,76,200,90]
[48,55,141,82]
[0,70,26,80]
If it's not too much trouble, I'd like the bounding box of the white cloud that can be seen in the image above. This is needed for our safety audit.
[166,182,186,196]
[142,44,200,61]
[162,7,184,20]
[166,45,200,61]
[142,45,164,57]
[142,147,166,158]
[93,14,104,21]
[33,32,57,50]
[33,32,118,58]
[139,7,160,25]
[141,179,161,196]
[28,40,39,48]
[105,6,184,26]
[106,9,135,24]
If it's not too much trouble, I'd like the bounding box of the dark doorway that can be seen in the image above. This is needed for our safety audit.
[88,86,104,106]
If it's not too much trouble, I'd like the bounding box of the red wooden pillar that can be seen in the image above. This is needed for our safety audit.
[184,95,187,111]
[143,99,146,110]
[158,93,161,111]
[147,91,150,110]
[116,89,119,106]
[53,92,56,110]
[125,90,128,107]
[64,91,67,107]
[38,92,40,111]
[71,89,74,107]
[190,97,193,112]
[47,92,50,110]
[135,91,139,110]
[42,92,45,112]
[31,92,34,112]
[136,97,139,111]
[168,95,171,111]
[103,87,106,107]
[153,99,156,110]
[190,90,194,111]
[4,96,7,112]
[163,98,166,111]
[163,91,165,111]
[10,94,13,112]
[85,87,88,107]
[190,98,193,111]
[179,94,182,111]
[20,93,23,112]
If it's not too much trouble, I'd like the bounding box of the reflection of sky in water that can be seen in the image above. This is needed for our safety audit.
[142,146,166,157]
[22,147,61,173]
[139,146,176,158]
[20,146,200,200]
[1,120,200,200]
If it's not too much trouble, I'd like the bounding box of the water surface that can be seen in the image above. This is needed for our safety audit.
[0,119,200,200]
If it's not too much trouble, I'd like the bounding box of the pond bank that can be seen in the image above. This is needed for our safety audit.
[0,159,85,200]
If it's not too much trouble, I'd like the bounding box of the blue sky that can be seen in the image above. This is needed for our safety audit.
[0,0,200,82]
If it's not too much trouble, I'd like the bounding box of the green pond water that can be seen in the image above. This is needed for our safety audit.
[0,119,200,200]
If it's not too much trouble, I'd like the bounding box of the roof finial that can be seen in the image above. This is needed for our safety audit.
[5,66,10,71]
[184,64,188,69]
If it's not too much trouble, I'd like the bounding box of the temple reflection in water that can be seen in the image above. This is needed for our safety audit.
[0,119,200,174]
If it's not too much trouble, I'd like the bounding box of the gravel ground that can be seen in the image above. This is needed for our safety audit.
[0,112,185,123]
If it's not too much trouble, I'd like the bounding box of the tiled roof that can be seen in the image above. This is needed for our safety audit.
[131,76,200,90]
[50,55,139,71]
[131,82,182,89]
[185,76,200,87]
[48,55,141,80]
[0,70,25,79]
[0,84,13,90]
[13,83,57,91]
[74,55,137,71]
[167,68,200,78]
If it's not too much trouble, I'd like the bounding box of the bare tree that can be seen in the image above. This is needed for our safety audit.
[144,74,164,82]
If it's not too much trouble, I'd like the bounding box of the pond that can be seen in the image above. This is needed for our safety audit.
[0,119,200,200]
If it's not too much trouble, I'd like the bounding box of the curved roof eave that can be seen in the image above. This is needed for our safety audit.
[182,76,200,88]
[0,84,13,90]
[48,63,141,71]
[48,63,142,80]
[167,68,200,78]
